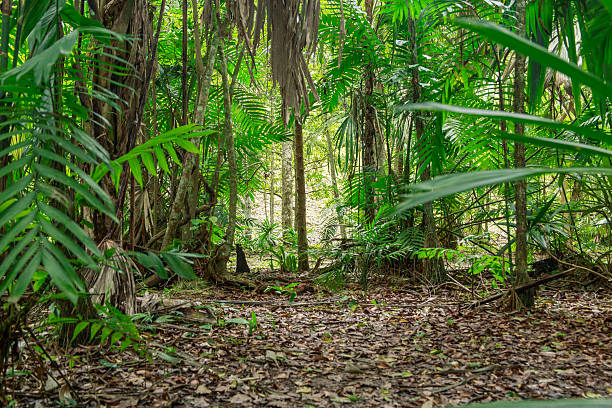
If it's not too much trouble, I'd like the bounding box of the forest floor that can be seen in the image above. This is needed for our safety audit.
[8,281,612,407]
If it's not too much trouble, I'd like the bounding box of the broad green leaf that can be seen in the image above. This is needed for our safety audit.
[140,151,156,175]
[71,322,91,343]
[7,251,42,303]
[39,218,95,266]
[397,103,610,142]
[398,167,612,211]
[0,227,39,284]
[0,210,37,252]
[164,143,181,166]
[492,131,612,159]
[454,18,612,96]
[161,252,196,280]
[0,191,36,227]
[90,323,102,341]
[174,138,199,154]
[0,175,34,206]
[42,242,80,304]
[39,202,103,257]
[154,146,170,173]
[1,31,78,86]
[128,158,143,187]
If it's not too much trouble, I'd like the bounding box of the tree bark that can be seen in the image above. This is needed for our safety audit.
[219,41,237,248]
[294,118,309,272]
[409,12,446,283]
[512,0,534,309]
[362,0,376,224]
[161,4,220,249]
[281,140,293,240]
[269,152,275,224]
[325,118,347,240]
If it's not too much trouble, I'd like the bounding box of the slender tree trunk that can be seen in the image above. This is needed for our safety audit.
[269,152,275,224]
[409,12,446,283]
[162,5,220,249]
[0,0,11,192]
[243,194,252,240]
[325,119,347,240]
[362,0,376,224]
[294,118,309,271]
[512,0,534,309]
[281,141,293,240]
[181,0,188,126]
[219,41,237,248]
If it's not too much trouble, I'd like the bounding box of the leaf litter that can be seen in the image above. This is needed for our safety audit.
[7,286,612,407]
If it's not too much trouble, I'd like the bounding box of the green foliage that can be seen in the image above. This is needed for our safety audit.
[265,283,300,303]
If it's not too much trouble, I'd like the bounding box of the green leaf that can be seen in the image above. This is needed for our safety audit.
[38,202,103,258]
[0,209,37,252]
[225,318,249,325]
[0,191,36,227]
[1,31,78,86]
[128,158,143,187]
[0,175,34,207]
[42,242,79,304]
[33,163,115,219]
[161,252,196,280]
[164,143,181,166]
[90,323,102,341]
[398,167,612,211]
[7,251,41,303]
[100,327,113,343]
[174,138,199,154]
[154,146,170,173]
[454,18,612,97]
[397,103,610,142]
[492,131,612,159]
[71,321,91,343]
[140,151,156,175]
[39,218,95,266]
[0,227,39,285]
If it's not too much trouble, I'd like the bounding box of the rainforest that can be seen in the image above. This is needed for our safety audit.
[0,0,611,406]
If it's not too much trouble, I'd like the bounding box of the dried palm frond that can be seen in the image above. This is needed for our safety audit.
[82,240,138,315]
[229,0,321,121]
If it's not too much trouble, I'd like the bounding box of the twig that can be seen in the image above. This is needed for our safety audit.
[24,326,79,402]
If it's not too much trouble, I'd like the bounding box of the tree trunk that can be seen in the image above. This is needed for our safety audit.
[325,119,347,240]
[362,0,376,224]
[409,12,446,283]
[219,41,237,249]
[294,118,309,272]
[281,141,293,241]
[161,4,220,249]
[512,0,534,309]
[269,152,275,224]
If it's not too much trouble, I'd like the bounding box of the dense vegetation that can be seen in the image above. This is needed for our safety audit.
[0,0,610,406]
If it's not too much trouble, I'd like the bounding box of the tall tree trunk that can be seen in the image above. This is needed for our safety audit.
[269,152,275,224]
[181,0,188,126]
[325,119,347,240]
[219,41,237,249]
[294,118,309,272]
[362,0,376,224]
[512,0,534,309]
[243,194,253,240]
[161,3,220,249]
[281,140,293,241]
[409,12,446,283]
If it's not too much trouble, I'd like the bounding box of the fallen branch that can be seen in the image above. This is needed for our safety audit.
[205,296,342,307]
[466,268,576,309]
